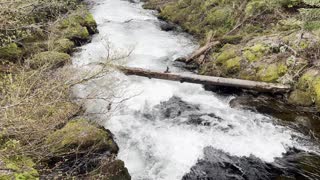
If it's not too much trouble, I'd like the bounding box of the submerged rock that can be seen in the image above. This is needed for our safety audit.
[153,96,200,119]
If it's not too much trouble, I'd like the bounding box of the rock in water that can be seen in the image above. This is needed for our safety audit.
[183,146,320,180]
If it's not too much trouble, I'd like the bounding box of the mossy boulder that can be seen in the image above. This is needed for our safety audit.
[53,38,75,53]
[0,43,22,61]
[243,43,269,62]
[224,57,241,74]
[63,24,90,42]
[30,51,71,68]
[257,63,288,82]
[46,119,118,155]
[288,90,313,106]
[215,45,238,65]
[55,10,97,43]
[294,69,320,109]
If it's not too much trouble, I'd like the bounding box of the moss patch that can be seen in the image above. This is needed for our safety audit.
[224,57,241,74]
[53,39,75,53]
[288,90,313,106]
[258,63,288,82]
[30,51,71,68]
[46,119,118,155]
[0,43,22,61]
[215,45,237,65]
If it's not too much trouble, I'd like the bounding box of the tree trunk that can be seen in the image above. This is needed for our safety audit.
[117,66,291,93]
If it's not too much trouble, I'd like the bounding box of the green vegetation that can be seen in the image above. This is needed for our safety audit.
[144,0,320,109]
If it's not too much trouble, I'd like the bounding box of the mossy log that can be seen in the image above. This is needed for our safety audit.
[118,66,291,93]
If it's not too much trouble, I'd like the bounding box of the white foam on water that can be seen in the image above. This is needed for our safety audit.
[72,0,318,179]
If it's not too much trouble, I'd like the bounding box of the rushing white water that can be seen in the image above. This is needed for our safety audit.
[72,0,317,179]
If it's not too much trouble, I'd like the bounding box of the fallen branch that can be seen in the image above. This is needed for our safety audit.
[117,66,291,93]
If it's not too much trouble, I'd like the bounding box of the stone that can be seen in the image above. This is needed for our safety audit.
[46,119,118,155]
[30,51,71,68]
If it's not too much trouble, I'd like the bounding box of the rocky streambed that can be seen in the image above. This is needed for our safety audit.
[72,0,320,179]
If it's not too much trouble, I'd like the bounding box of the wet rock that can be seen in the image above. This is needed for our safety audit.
[159,21,177,31]
[288,90,313,106]
[229,95,320,138]
[154,96,200,118]
[183,146,283,180]
[183,147,320,180]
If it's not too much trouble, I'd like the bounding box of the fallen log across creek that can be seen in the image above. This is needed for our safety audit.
[117,66,292,93]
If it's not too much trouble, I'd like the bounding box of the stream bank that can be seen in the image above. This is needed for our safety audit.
[0,0,130,179]
[143,0,320,112]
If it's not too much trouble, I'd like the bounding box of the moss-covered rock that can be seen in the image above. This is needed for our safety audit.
[46,119,118,155]
[215,45,238,65]
[53,39,75,53]
[257,63,288,82]
[55,10,97,43]
[294,69,320,108]
[63,24,90,42]
[30,51,71,68]
[243,43,270,62]
[0,43,22,61]
[224,57,241,74]
[288,90,313,106]
[160,0,239,37]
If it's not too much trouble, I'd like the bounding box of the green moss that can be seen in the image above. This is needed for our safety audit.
[55,10,97,42]
[216,47,237,65]
[224,57,241,74]
[297,69,318,89]
[30,51,70,68]
[0,43,22,61]
[160,0,238,38]
[46,119,118,155]
[258,63,288,82]
[220,35,243,44]
[4,156,39,180]
[288,90,313,106]
[53,39,75,53]
[64,24,90,41]
[1,141,39,180]
[243,43,269,62]
[245,0,269,17]
[250,43,269,53]
[312,77,320,108]
[243,50,258,62]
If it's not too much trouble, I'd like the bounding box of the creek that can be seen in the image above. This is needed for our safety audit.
[72,0,320,179]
